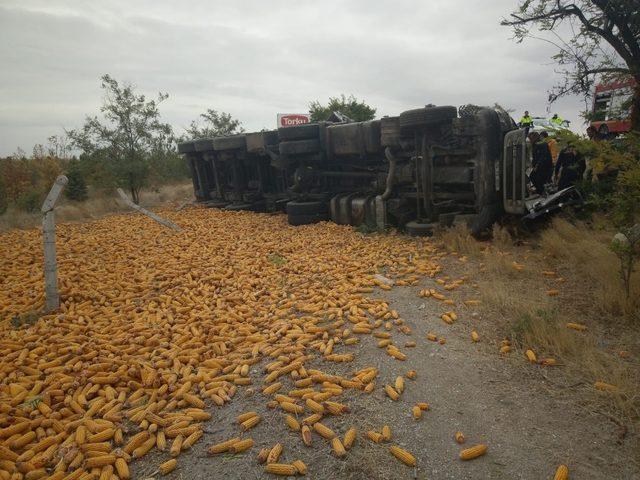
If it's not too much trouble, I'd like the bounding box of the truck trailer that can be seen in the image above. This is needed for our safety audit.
[178,104,581,235]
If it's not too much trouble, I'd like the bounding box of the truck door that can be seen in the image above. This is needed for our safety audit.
[502,129,528,214]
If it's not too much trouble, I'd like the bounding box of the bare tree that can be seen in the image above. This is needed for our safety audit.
[501,1,640,130]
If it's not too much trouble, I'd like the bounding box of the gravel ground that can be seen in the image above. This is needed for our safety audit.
[133,255,638,480]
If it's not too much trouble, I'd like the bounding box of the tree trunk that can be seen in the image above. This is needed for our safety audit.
[631,78,640,133]
[130,185,140,205]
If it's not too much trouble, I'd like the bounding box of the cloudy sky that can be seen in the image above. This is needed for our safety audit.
[0,0,588,156]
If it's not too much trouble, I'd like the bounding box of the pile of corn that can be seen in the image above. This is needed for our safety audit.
[0,208,445,479]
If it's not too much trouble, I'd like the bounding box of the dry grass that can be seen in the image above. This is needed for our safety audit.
[436,218,640,423]
[539,217,640,317]
[0,182,194,232]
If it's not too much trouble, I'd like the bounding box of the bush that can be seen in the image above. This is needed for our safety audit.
[554,130,640,227]
[0,177,7,215]
[16,190,41,213]
[64,161,88,201]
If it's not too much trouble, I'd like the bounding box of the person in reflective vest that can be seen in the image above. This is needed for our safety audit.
[519,111,534,135]
[550,113,564,126]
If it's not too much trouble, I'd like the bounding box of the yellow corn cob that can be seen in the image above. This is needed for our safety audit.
[331,437,346,457]
[381,425,391,441]
[0,446,19,462]
[394,376,404,393]
[525,350,537,363]
[384,385,399,401]
[303,413,323,425]
[305,399,324,414]
[554,465,569,480]
[566,322,587,331]
[114,458,129,479]
[237,412,258,423]
[459,444,487,460]
[343,427,357,450]
[301,426,312,447]
[241,415,261,431]
[229,438,253,454]
[366,431,383,443]
[312,422,335,439]
[132,435,156,459]
[594,381,618,392]
[257,448,270,464]
[389,445,416,466]
[85,455,116,468]
[170,435,184,457]
[285,415,301,431]
[280,402,304,414]
[123,431,149,455]
[455,432,465,444]
[262,383,283,395]
[471,331,479,342]
[267,443,283,464]
[412,406,422,419]
[182,429,203,449]
[159,459,177,475]
[265,463,297,476]
[209,437,240,454]
[292,459,307,475]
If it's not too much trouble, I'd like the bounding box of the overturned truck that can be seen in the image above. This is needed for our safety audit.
[178,104,581,235]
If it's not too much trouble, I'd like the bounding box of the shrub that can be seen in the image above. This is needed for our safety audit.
[64,160,88,201]
[0,176,7,215]
[16,190,41,213]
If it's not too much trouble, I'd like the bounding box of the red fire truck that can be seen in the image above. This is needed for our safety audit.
[590,78,635,138]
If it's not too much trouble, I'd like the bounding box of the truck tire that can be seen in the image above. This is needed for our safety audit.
[279,139,321,155]
[286,201,327,216]
[278,124,320,141]
[213,135,246,151]
[467,203,502,236]
[224,203,253,211]
[399,106,457,129]
[288,212,328,226]
[405,220,437,236]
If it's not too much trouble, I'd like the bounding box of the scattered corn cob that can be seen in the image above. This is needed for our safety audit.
[389,445,416,467]
[343,428,357,450]
[158,459,177,475]
[265,463,298,476]
[454,432,465,444]
[460,444,487,460]
[554,465,569,480]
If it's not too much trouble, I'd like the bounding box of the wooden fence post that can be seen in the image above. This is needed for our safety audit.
[41,175,68,312]
[116,188,182,231]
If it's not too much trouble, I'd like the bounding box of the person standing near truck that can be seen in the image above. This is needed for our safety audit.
[554,144,586,190]
[519,110,534,135]
[540,131,559,164]
[550,113,564,126]
[529,132,553,194]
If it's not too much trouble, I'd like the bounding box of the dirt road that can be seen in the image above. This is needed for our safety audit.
[130,234,636,480]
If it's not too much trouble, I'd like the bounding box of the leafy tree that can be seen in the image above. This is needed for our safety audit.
[501,1,640,131]
[64,160,88,201]
[184,109,244,139]
[308,95,376,122]
[552,129,640,225]
[68,74,174,204]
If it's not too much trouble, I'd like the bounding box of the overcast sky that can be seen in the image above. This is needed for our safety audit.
[0,0,588,156]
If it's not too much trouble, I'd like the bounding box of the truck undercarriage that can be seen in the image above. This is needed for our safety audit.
[178,104,581,235]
